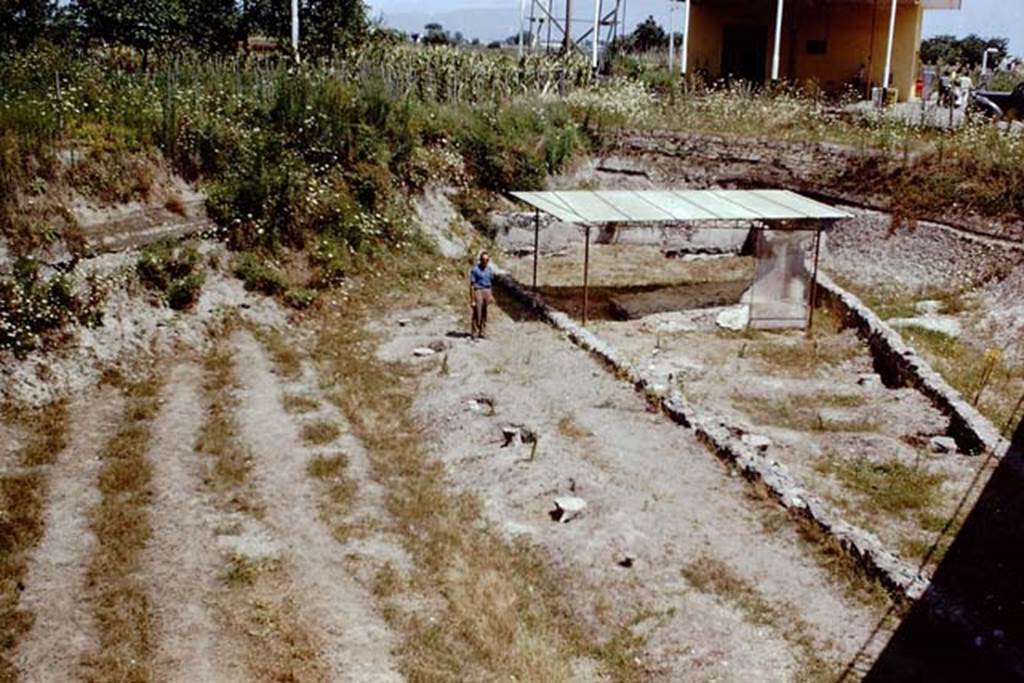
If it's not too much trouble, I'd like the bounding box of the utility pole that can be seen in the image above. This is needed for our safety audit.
[292,0,300,62]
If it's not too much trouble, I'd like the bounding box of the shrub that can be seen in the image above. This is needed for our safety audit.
[166,273,205,310]
[232,251,286,296]
[284,287,317,310]
[0,259,106,356]
[136,239,205,310]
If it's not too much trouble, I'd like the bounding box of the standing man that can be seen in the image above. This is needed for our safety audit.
[469,251,495,340]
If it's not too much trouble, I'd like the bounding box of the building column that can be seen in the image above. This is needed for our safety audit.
[882,0,898,90]
[771,0,785,81]
[681,0,691,75]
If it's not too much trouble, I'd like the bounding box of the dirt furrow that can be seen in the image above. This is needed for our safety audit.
[14,390,122,680]
[143,361,246,682]
[232,330,404,682]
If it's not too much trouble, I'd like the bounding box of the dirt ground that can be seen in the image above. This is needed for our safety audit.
[505,242,1003,572]
[370,295,899,680]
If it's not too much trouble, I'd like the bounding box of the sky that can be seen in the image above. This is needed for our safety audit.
[367,0,1024,53]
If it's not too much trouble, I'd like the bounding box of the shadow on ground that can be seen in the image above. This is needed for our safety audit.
[864,417,1024,681]
[499,281,748,322]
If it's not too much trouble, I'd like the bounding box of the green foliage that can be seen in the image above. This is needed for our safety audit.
[815,452,945,515]
[284,287,317,310]
[625,16,668,52]
[232,251,286,296]
[0,258,106,356]
[136,239,205,310]
[920,34,1008,69]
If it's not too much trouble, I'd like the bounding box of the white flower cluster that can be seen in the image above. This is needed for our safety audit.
[565,78,655,122]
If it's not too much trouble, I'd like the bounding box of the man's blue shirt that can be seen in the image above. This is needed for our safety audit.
[470,264,494,289]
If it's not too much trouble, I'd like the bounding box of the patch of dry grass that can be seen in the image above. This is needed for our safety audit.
[0,401,69,678]
[307,453,359,541]
[282,393,319,414]
[300,420,341,446]
[733,395,877,433]
[198,337,329,681]
[311,269,634,681]
[557,414,593,440]
[681,555,838,681]
[217,559,329,682]
[254,327,302,380]
[82,376,161,682]
[196,347,252,495]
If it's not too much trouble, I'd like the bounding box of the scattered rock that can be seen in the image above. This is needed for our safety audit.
[501,424,537,447]
[715,305,749,331]
[915,300,945,315]
[427,340,447,352]
[467,396,495,415]
[397,318,411,326]
[929,436,959,454]
[550,496,587,523]
[857,373,883,389]
[889,314,962,338]
[740,434,772,452]
[412,347,436,357]
[616,554,636,568]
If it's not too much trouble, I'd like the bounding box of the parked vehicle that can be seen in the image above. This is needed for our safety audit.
[972,81,1024,120]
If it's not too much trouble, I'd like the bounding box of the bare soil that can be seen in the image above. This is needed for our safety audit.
[13,389,122,680]
[232,331,404,682]
[370,295,896,680]
[143,361,246,682]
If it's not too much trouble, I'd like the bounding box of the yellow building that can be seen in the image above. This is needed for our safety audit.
[680,0,962,101]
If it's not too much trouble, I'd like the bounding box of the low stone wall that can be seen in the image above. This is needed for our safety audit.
[815,271,1010,458]
[495,269,931,603]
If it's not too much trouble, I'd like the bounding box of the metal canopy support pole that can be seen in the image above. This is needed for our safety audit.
[771,0,784,81]
[583,225,591,326]
[591,0,602,70]
[680,0,691,76]
[806,225,823,336]
[532,209,540,290]
[882,0,898,93]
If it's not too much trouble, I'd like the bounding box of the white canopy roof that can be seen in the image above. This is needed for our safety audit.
[511,189,851,224]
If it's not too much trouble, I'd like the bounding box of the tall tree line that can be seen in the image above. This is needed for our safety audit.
[0,0,367,57]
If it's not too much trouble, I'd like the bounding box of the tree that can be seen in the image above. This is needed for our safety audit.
[302,0,366,54]
[423,22,448,45]
[0,0,55,50]
[920,33,1008,69]
[629,15,666,53]
[181,0,239,53]
[75,0,186,61]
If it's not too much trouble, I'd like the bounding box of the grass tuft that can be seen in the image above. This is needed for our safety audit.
[300,420,341,446]
[682,555,838,681]
[82,376,162,682]
[0,401,69,677]
[814,451,945,515]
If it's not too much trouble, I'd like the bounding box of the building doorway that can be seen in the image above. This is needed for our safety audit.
[722,24,769,83]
